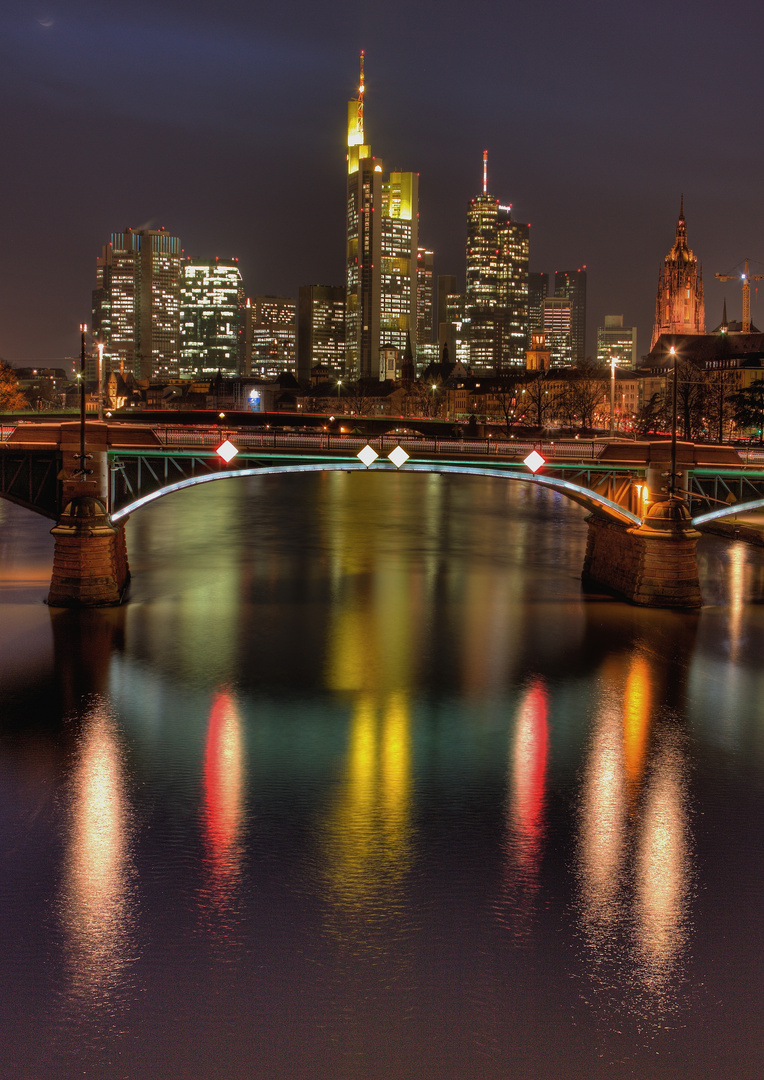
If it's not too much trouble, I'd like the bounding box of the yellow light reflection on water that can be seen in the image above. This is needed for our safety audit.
[320,691,413,936]
[623,655,652,806]
[60,702,134,1008]
[201,689,246,921]
[727,544,748,663]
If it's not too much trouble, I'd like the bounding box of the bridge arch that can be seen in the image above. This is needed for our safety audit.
[692,498,764,527]
[109,461,641,527]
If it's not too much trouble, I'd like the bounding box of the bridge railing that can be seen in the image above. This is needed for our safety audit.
[151,426,607,461]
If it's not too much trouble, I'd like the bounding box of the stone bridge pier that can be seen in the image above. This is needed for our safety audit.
[582,500,702,609]
[48,422,130,607]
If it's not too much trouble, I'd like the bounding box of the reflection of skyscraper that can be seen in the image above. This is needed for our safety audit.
[92,227,182,380]
[465,151,529,372]
[345,54,419,379]
[554,268,587,364]
[179,258,244,377]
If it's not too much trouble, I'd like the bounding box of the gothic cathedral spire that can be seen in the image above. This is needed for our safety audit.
[650,199,705,349]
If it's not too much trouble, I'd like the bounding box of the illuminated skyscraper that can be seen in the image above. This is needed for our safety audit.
[297,285,345,381]
[554,268,587,364]
[465,152,529,373]
[416,248,434,348]
[651,198,705,349]
[542,296,573,365]
[597,315,637,367]
[345,54,419,379]
[243,296,297,377]
[92,227,181,380]
[179,258,244,377]
[528,272,549,333]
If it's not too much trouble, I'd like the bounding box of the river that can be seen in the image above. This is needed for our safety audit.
[1,471,764,1079]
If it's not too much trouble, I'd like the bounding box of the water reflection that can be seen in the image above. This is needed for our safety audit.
[58,699,136,1012]
[634,735,691,997]
[200,688,247,925]
[500,679,549,937]
[320,691,413,940]
[575,654,692,1019]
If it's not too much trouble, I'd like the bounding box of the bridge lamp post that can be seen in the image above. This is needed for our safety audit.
[78,323,87,479]
[669,345,678,498]
[96,341,105,422]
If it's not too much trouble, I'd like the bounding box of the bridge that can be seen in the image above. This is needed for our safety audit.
[3,419,764,608]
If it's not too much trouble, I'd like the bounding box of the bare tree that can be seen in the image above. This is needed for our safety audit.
[493,374,523,435]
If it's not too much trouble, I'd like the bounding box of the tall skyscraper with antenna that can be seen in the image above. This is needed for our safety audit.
[465,152,529,373]
[345,54,419,381]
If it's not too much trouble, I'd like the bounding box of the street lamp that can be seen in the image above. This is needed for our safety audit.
[78,323,87,479]
[337,378,342,407]
[96,340,105,421]
[669,344,678,498]
[609,355,616,437]
[431,383,437,416]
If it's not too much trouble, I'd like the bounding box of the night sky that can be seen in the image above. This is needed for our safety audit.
[2,0,763,364]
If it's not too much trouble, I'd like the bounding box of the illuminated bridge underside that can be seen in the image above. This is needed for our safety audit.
[110,460,642,526]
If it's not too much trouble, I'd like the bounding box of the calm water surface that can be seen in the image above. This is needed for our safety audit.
[1,472,764,1079]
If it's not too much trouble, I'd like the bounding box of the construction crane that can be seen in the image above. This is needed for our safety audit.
[715,258,764,333]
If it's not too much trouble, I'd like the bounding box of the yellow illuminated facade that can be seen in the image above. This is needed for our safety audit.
[345,55,419,380]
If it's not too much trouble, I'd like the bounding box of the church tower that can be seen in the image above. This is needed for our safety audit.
[650,197,705,348]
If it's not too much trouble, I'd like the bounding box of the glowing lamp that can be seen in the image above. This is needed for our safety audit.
[357,444,379,468]
[524,450,545,473]
[388,445,409,469]
[216,439,238,463]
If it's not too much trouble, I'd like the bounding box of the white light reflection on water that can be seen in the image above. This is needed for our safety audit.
[58,700,136,1012]
[634,735,692,1001]
[575,655,693,1021]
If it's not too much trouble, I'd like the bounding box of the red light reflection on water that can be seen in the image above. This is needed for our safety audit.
[500,678,549,935]
[201,689,246,920]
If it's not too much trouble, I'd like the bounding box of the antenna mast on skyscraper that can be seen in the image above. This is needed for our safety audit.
[357,51,365,143]
[483,149,488,195]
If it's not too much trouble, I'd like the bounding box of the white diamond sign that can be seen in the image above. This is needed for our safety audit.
[216,439,239,463]
[387,445,409,469]
[357,444,379,468]
[524,450,545,473]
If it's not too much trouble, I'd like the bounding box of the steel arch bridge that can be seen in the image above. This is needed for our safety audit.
[103,444,764,531]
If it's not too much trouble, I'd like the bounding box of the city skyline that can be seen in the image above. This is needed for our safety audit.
[1,0,763,363]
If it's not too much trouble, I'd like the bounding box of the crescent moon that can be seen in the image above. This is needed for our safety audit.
[37,17,55,28]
